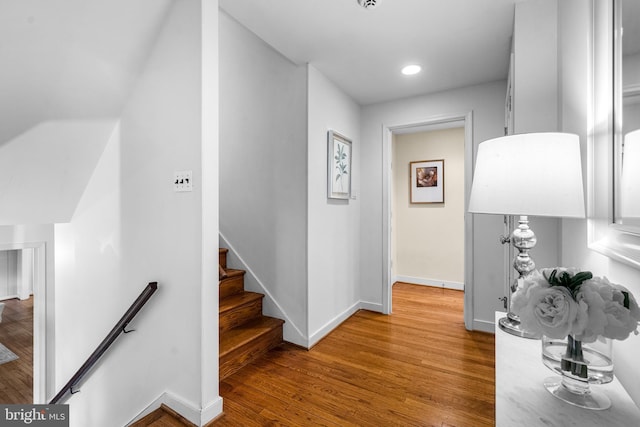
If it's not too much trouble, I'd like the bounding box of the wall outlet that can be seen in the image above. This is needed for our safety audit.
[174,170,193,192]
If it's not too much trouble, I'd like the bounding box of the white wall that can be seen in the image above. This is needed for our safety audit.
[0,120,116,225]
[392,128,465,288]
[361,81,507,331]
[307,65,361,345]
[512,0,562,272]
[219,12,308,344]
[53,1,220,425]
[559,0,640,406]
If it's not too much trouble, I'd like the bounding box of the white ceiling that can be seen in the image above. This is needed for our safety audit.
[219,0,517,105]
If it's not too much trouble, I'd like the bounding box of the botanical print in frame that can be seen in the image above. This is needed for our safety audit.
[328,130,352,199]
[410,159,444,203]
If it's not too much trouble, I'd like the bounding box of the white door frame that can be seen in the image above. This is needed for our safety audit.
[382,111,474,330]
[0,241,51,403]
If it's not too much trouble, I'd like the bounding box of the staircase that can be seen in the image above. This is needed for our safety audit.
[219,248,284,380]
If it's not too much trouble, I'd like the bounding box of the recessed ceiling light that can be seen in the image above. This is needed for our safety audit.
[402,65,421,76]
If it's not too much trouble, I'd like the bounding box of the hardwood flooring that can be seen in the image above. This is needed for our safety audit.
[212,283,495,427]
[0,297,33,404]
[1,285,496,426]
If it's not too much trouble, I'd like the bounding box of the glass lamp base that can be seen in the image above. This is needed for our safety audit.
[498,315,538,339]
[544,376,611,410]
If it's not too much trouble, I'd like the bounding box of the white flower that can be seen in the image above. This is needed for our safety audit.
[516,285,587,339]
[574,280,609,342]
[512,267,640,342]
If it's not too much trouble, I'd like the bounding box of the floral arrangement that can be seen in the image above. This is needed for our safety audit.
[512,267,640,342]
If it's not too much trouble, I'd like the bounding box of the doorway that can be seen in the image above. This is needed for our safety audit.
[0,243,48,403]
[382,113,474,329]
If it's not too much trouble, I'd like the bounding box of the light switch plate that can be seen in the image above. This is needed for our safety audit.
[174,170,193,192]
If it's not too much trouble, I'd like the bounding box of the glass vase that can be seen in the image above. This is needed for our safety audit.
[541,335,613,410]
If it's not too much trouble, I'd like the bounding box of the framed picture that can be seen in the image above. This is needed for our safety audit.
[410,159,444,204]
[328,130,352,199]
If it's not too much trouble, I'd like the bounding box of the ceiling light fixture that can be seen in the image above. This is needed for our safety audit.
[401,65,421,75]
[358,0,378,9]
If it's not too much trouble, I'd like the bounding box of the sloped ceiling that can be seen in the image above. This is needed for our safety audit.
[0,0,172,146]
[219,0,516,105]
[0,0,172,224]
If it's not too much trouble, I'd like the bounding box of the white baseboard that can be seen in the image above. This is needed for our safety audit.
[359,300,383,312]
[309,301,360,348]
[128,392,223,426]
[473,318,495,334]
[307,300,386,348]
[394,275,464,291]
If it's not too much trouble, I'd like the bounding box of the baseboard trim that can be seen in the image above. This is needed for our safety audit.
[473,318,495,334]
[359,300,383,313]
[128,392,223,427]
[308,301,360,348]
[394,275,464,291]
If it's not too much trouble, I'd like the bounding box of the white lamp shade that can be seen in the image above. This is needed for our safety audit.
[468,132,586,218]
[621,129,640,218]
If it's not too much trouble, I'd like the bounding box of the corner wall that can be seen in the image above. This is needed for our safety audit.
[307,65,361,345]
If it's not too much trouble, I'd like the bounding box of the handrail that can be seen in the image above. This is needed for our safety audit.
[49,282,158,404]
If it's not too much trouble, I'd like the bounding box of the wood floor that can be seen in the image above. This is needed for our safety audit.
[211,283,495,427]
[1,285,496,426]
[0,297,33,404]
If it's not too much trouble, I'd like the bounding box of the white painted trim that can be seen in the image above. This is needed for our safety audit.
[128,392,223,427]
[359,300,383,312]
[394,275,464,291]
[199,397,225,425]
[473,318,496,334]
[0,241,50,403]
[308,301,360,347]
[382,112,474,330]
[219,233,307,347]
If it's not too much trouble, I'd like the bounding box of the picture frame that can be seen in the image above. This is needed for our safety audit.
[328,130,352,199]
[410,159,444,204]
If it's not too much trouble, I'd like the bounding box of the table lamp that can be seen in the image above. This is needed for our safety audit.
[468,132,586,337]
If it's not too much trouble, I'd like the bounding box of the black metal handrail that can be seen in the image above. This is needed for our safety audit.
[49,282,158,404]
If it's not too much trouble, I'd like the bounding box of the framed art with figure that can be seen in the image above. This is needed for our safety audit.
[410,159,444,204]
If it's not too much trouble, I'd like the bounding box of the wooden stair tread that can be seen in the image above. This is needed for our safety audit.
[221,268,245,279]
[220,316,284,358]
[219,291,263,313]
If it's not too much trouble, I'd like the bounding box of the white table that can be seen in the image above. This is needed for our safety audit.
[495,312,640,426]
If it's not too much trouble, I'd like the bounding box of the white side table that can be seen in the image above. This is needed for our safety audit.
[495,312,640,426]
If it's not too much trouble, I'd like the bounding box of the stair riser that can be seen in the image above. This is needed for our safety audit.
[220,299,263,333]
[220,275,244,299]
[220,326,283,380]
